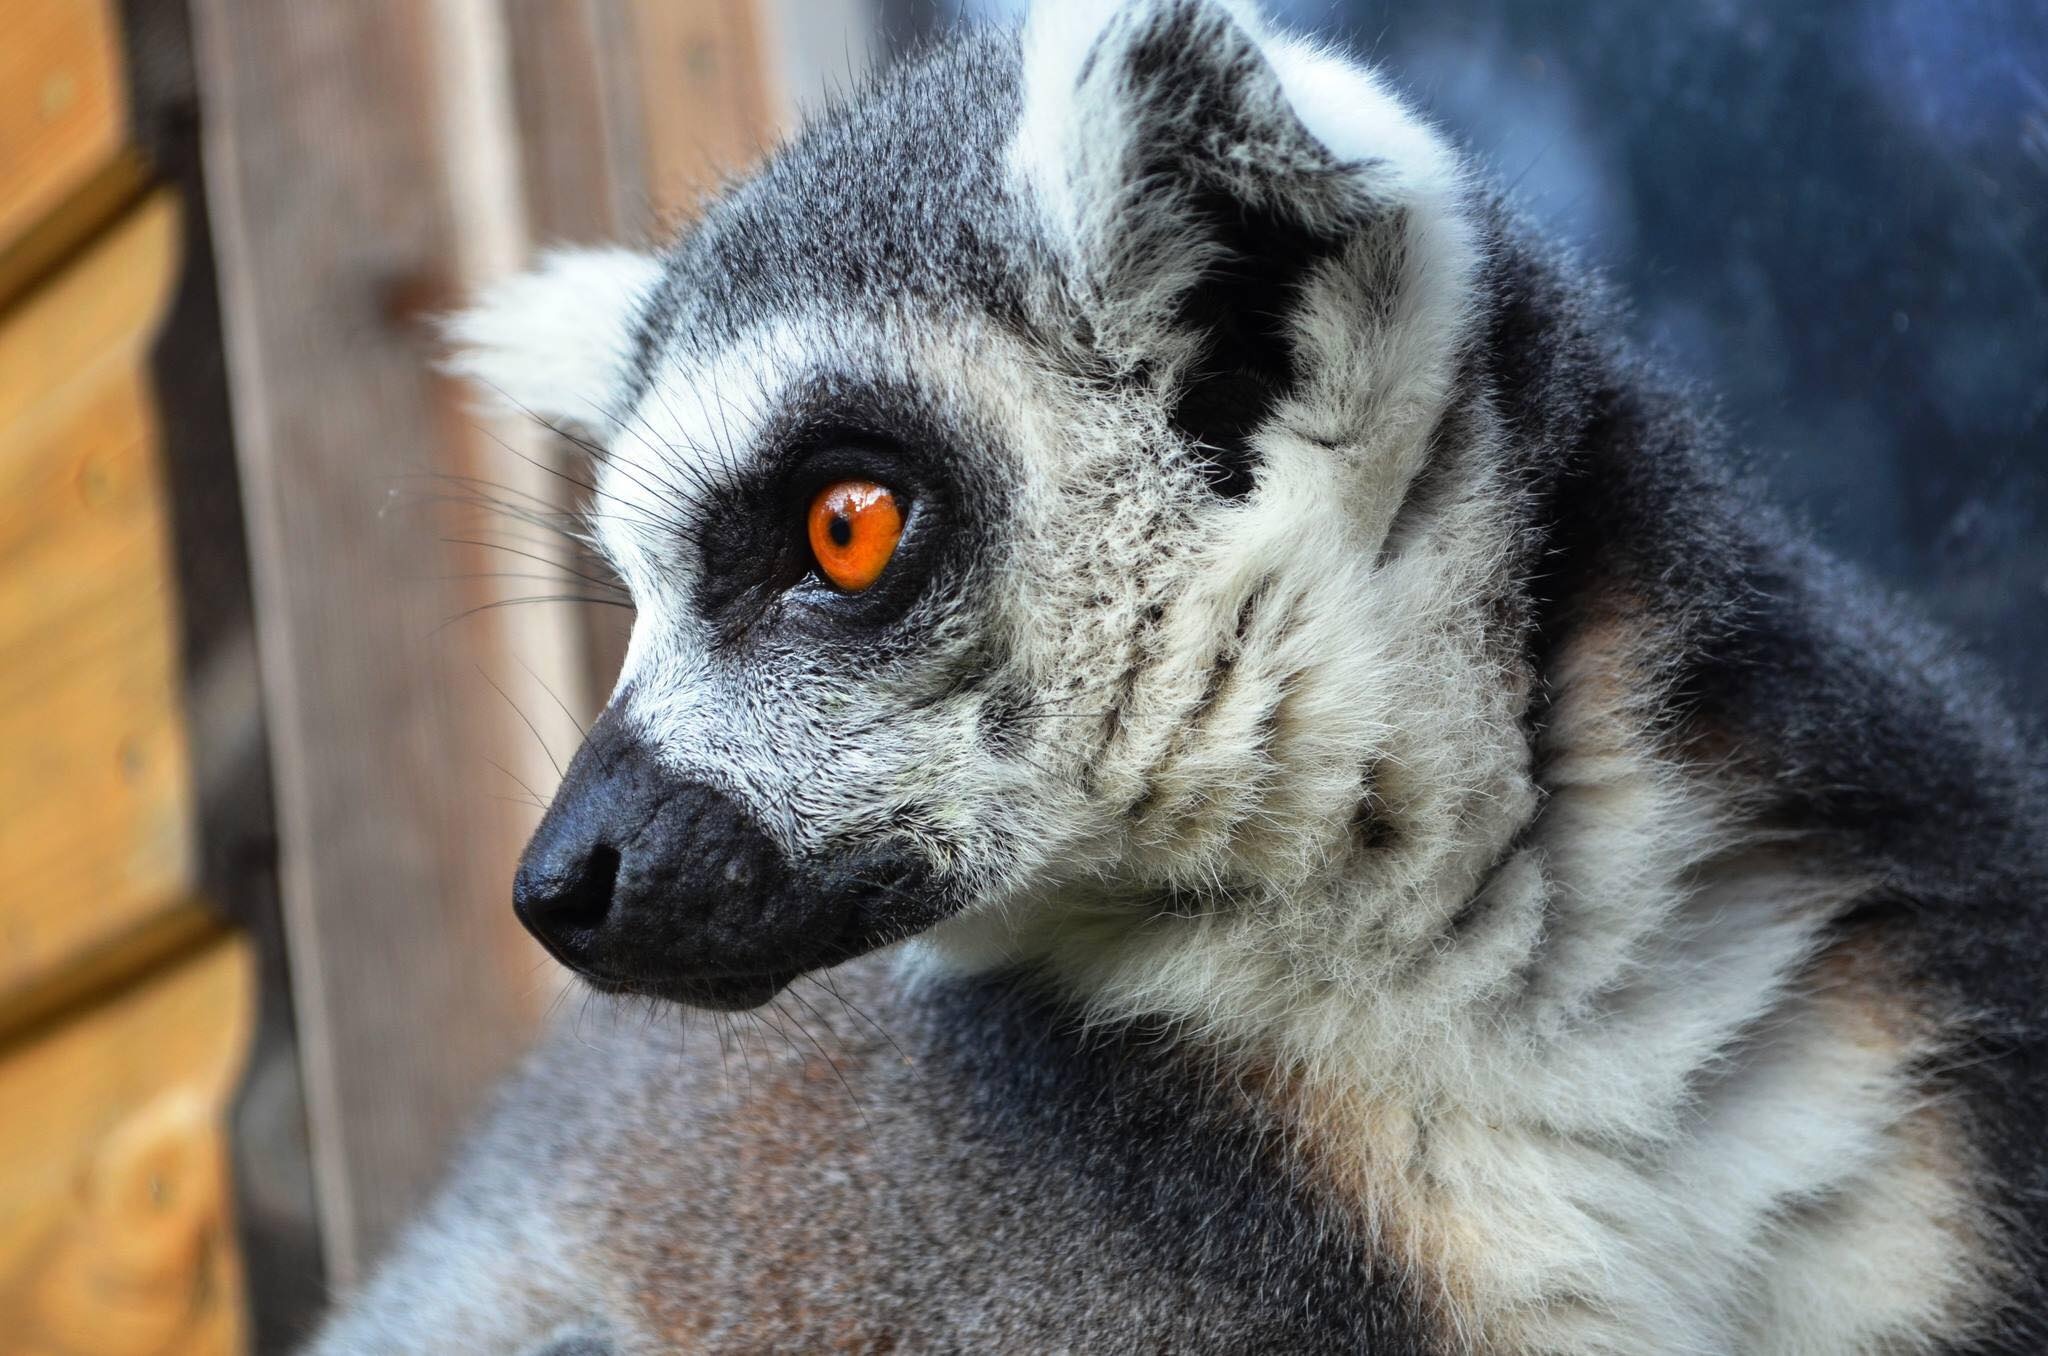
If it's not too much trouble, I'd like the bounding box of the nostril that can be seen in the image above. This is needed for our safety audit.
[517,842,622,945]
[554,843,620,932]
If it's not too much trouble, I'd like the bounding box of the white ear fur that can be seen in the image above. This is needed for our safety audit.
[443,247,663,431]
[1013,0,1472,285]
[1013,0,1481,528]
[1012,0,1306,352]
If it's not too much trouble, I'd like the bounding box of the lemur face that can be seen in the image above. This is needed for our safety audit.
[455,0,1499,1008]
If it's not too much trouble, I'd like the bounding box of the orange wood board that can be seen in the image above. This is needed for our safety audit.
[0,196,195,1022]
[0,937,253,1356]
[0,0,128,257]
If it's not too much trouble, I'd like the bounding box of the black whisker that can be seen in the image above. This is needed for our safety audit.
[435,595,636,632]
[477,665,565,780]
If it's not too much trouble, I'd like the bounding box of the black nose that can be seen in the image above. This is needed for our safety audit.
[513,703,796,1005]
[511,837,620,957]
[515,700,956,1009]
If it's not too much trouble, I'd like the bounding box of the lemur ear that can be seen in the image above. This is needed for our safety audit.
[1015,0,1365,268]
[443,247,663,436]
[1014,0,1476,502]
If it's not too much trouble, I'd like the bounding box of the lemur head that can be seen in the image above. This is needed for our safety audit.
[456,0,1536,1013]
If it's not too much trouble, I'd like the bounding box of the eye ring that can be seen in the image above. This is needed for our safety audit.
[807,480,904,592]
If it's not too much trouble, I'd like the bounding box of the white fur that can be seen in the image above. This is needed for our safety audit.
[443,246,663,430]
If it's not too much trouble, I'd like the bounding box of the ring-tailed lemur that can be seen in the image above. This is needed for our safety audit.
[307,2,2048,1351]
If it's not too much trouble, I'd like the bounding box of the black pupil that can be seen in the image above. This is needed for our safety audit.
[828,514,853,548]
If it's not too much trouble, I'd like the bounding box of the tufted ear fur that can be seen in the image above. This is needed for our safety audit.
[443,247,663,436]
[1013,0,1478,503]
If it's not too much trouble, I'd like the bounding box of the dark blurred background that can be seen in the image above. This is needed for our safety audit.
[891,0,2048,710]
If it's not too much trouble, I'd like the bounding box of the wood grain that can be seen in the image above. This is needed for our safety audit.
[0,0,127,257]
[119,5,333,1335]
[0,935,252,1356]
[0,194,199,1029]
[188,0,563,1283]
[501,0,650,249]
[0,191,176,431]
[626,0,778,224]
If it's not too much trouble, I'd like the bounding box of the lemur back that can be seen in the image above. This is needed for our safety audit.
[308,3,2048,1352]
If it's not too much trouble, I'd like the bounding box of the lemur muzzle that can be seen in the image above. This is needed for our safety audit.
[514,702,949,1009]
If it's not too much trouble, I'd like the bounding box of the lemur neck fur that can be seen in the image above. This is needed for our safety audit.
[921,559,1841,1142]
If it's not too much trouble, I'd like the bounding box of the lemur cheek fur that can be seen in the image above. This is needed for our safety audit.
[309,2,2047,1353]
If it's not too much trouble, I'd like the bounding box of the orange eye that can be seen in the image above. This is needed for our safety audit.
[807,479,904,592]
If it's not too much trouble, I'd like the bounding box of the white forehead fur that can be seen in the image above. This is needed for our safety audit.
[590,311,1075,872]
[595,322,811,826]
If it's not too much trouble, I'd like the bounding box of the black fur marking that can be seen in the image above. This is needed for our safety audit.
[1251,679,1289,762]
[691,374,1005,669]
[975,681,1037,759]
[1351,759,1399,853]
[1191,584,1264,731]
[1084,598,1168,792]
[902,652,993,715]
[1169,192,1342,498]
[1127,582,1266,823]
[1104,7,1359,499]
[1379,386,1485,566]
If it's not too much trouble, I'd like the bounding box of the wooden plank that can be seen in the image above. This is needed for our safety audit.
[118,3,332,1336]
[0,0,128,257]
[427,0,604,731]
[187,0,571,1283]
[0,191,177,432]
[0,195,199,1028]
[500,0,873,709]
[503,0,793,705]
[501,0,649,248]
[0,934,251,1356]
[0,151,148,317]
[625,0,779,222]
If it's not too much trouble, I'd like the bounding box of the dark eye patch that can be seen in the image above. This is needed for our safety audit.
[685,375,999,658]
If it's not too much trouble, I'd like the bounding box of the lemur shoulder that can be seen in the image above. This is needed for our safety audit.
[307,1,2048,1351]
